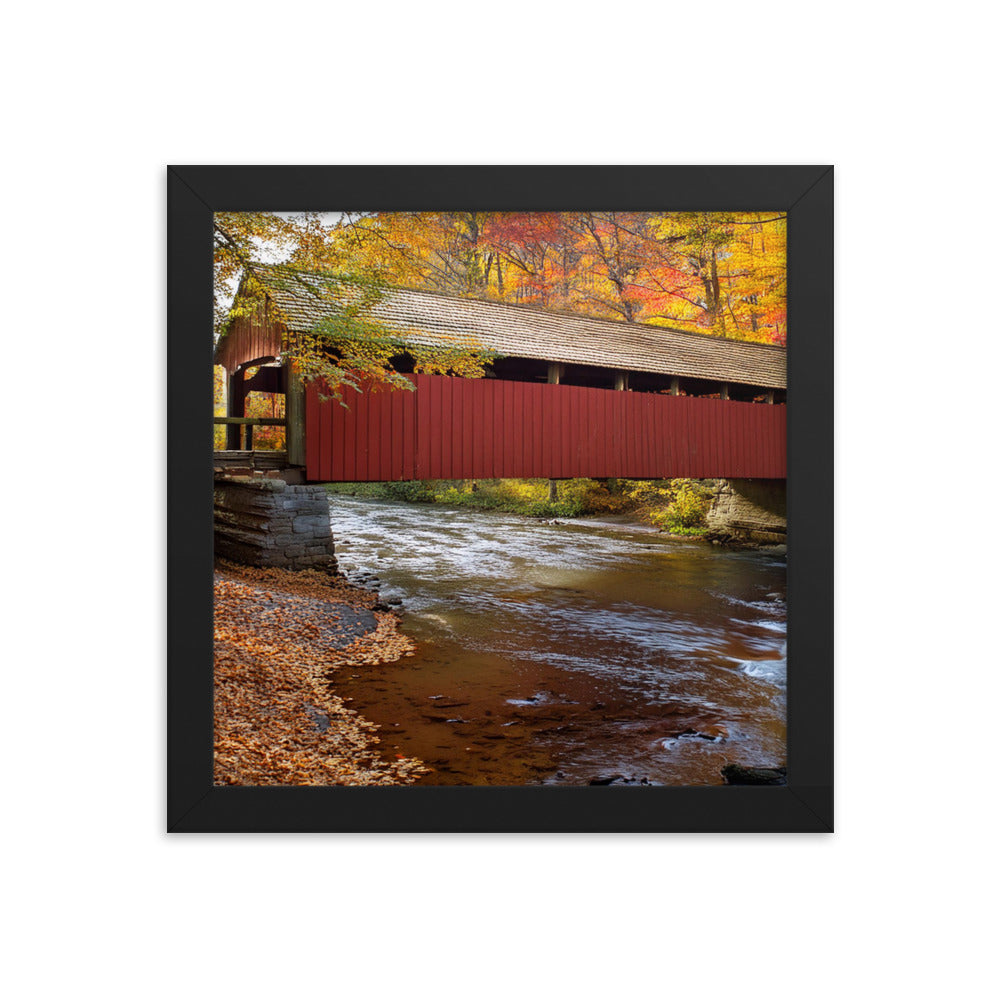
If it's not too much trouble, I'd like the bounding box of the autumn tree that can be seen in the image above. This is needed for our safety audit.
[321,210,786,344]
[214,212,497,407]
[333,211,496,296]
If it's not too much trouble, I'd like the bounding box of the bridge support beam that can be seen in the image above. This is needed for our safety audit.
[547,364,563,499]
[705,478,786,546]
[225,369,247,450]
[286,361,306,467]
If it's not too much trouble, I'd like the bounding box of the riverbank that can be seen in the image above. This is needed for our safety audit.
[213,559,428,785]
[325,477,714,533]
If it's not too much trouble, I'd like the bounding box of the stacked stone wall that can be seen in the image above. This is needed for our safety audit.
[705,478,787,545]
[213,476,337,572]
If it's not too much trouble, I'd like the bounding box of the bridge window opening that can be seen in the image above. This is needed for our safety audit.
[487,356,551,383]
[558,362,627,389]
[389,352,415,374]
[747,388,783,404]
[442,359,786,402]
[688,375,724,397]
[726,383,763,403]
[724,385,745,402]
[241,361,284,394]
[666,374,725,398]
[219,359,287,452]
[242,388,286,451]
[629,371,683,394]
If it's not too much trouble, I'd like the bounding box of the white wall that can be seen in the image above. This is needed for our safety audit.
[5,3,993,998]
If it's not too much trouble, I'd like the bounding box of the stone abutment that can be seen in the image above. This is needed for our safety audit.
[705,478,786,545]
[213,475,337,572]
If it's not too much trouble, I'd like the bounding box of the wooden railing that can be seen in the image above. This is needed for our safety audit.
[214,416,285,451]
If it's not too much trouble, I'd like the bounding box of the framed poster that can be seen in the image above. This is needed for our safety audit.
[168,165,832,832]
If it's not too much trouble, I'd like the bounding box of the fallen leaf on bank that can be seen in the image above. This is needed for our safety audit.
[213,561,427,788]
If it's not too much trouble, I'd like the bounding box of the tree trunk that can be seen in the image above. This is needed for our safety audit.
[711,250,725,333]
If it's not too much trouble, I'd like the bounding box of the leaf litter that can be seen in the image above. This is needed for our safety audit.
[213,559,428,786]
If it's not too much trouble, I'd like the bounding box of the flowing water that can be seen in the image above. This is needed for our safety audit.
[330,496,786,786]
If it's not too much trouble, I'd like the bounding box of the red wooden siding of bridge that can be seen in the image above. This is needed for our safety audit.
[305,374,785,482]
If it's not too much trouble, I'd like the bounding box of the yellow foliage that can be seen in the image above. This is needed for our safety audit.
[214,209,787,416]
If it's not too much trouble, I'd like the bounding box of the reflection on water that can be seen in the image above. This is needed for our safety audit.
[330,496,786,786]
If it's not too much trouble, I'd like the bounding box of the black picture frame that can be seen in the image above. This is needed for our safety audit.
[169,165,833,833]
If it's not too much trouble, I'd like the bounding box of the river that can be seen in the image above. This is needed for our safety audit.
[329,496,786,786]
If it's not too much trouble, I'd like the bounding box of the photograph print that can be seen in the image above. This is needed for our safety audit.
[211,207,790,791]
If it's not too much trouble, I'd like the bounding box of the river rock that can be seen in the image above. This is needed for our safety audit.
[303,704,330,732]
[588,774,653,786]
[672,725,728,741]
[721,764,787,785]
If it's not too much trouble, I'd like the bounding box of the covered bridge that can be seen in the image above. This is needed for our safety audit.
[214,263,786,482]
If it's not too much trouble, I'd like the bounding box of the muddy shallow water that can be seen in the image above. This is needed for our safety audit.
[329,496,786,786]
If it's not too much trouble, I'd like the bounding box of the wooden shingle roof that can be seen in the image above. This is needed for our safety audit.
[237,263,787,389]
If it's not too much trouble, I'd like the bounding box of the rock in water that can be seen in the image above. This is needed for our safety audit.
[721,764,787,785]
[588,774,653,786]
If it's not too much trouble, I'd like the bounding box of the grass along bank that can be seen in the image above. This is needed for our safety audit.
[325,477,714,535]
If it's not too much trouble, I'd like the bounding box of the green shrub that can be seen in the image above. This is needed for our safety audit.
[431,482,477,505]
[324,482,388,498]
[658,480,712,532]
[382,480,436,502]
[523,498,584,519]
[558,478,630,514]
[324,481,436,501]
[324,476,714,531]
[622,479,674,508]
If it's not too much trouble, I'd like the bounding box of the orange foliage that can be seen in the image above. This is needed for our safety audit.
[328,211,786,343]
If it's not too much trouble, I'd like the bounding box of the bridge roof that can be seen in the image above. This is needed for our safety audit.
[231,263,787,389]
